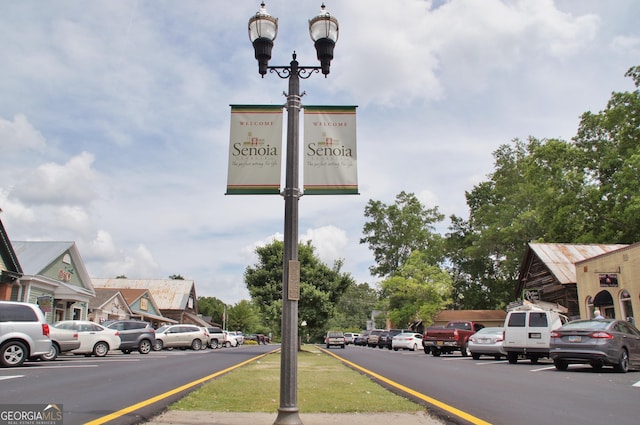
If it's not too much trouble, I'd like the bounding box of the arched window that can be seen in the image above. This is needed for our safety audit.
[620,290,634,325]
[585,296,594,319]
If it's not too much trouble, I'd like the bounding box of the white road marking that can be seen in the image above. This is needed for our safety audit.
[0,375,23,381]
[632,381,640,388]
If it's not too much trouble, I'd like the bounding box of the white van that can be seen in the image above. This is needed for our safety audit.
[503,303,568,364]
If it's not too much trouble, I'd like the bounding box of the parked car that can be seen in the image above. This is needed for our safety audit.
[344,332,358,345]
[325,331,346,349]
[41,326,80,361]
[228,331,244,345]
[206,326,225,348]
[103,320,156,354]
[392,332,423,351]
[223,330,240,347]
[367,329,384,348]
[423,321,484,357]
[503,303,568,364]
[355,330,370,346]
[550,319,640,372]
[153,324,208,351]
[53,320,121,357]
[0,301,52,367]
[468,327,506,360]
[380,329,404,350]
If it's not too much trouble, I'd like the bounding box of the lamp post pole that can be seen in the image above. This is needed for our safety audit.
[248,4,338,425]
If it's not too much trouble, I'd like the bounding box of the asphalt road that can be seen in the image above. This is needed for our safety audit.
[332,345,640,425]
[0,344,274,425]
[2,343,639,425]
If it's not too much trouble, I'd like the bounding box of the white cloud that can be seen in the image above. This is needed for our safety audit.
[13,152,97,205]
[0,115,46,153]
[0,0,638,304]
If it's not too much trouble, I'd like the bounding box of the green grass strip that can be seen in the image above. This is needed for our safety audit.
[170,347,423,414]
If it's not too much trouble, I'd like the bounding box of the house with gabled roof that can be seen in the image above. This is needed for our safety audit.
[91,278,209,326]
[0,216,23,300]
[516,243,629,319]
[11,241,96,323]
[89,288,133,322]
[89,287,177,327]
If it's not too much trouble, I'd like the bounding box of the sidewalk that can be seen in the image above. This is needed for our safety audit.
[143,410,446,424]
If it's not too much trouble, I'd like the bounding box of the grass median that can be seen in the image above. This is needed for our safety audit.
[170,345,424,414]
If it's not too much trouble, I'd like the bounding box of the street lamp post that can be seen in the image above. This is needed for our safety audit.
[249,3,338,425]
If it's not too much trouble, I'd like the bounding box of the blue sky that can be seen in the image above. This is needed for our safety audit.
[1,0,638,304]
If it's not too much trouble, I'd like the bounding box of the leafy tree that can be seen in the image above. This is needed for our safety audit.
[327,282,379,332]
[361,191,445,277]
[445,66,640,309]
[244,240,354,341]
[197,296,226,325]
[379,251,452,327]
[574,65,640,243]
[169,274,185,280]
[225,300,261,333]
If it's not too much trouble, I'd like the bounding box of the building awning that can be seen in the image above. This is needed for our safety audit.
[131,310,178,324]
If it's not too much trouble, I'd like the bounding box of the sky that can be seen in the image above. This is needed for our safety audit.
[1,0,638,305]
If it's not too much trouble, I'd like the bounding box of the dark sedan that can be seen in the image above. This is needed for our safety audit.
[550,319,640,372]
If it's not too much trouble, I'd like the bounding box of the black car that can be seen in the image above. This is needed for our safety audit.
[103,320,156,354]
[378,329,404,350]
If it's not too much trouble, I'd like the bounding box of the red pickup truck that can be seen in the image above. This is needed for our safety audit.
[422,321,485,357]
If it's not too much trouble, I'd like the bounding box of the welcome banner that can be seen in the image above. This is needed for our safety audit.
[303,106,358,195]
[227,105,283,195]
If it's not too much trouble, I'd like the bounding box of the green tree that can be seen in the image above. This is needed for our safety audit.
[197,296,226,325]
[225,300,261,333]
[380,251,452,327]
[244,240,354,341]
[361,191,445,277]
[446,137,587,309]
[169,274,185,280]
[327,282,379,332]
[574,65,640,243]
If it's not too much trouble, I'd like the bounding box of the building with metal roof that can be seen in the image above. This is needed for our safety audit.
[10,241,96,323]
[91,278,208,326]
[517,243,629,319]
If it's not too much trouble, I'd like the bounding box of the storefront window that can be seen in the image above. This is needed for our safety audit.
[620,290,634,325]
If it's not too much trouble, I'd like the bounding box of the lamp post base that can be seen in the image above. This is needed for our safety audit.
[273,407,303,425]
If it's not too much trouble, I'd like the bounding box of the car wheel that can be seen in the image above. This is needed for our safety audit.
[614,349,629,373]
[410,343,417,351]
[210,339,219,349]
[507,352,518,364]
[472,353,480,360]
[553,359,568,371]
[393,347,399,351]
[431,348,441,357]
[138,339,152,354]
[93,341,109,357]
[121,349,131,354]
[461,342,470,357]
[1,341,28,367]
[41,343,60,361]
[423,346,430,355]
[153,340,164,351]
[225,341,232,348]
[191,339,202,351]
[529,355,540,364]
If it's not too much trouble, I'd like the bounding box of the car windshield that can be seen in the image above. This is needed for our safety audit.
[156,325,169,333]
[561,320,612,330]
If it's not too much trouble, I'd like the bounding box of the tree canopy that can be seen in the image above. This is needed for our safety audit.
[244,240,355,341]
[361,191,445,277]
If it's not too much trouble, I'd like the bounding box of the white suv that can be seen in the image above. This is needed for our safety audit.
[0,301,52,367]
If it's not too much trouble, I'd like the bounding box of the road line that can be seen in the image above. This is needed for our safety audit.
[319,347,492,425]
[84,349,278,425]
[0,375,23,381]
[633,381,640,388]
